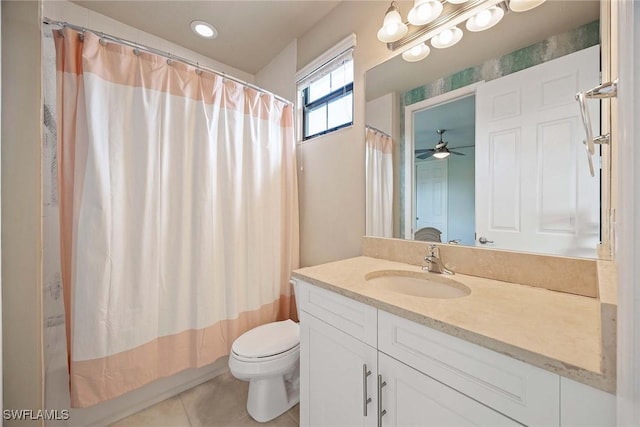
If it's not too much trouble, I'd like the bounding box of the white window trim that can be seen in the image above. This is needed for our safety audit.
[296,33,357,84]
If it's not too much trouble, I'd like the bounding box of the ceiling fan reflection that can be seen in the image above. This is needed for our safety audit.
[415,129,473,159]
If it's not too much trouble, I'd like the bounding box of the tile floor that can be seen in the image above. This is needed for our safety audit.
[110,372,299,427]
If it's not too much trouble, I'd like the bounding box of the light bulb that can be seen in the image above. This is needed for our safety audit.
[466,6,504,32]
[385,22,399,35]
[402,43,431,62]
[408,0,443,26]
[431,26,463,49]
[439,29,453,45]
[475,10,492,27]
[195,24,214,37]
[415,3,432,20]
[190,20,217,39]
[377,4,408,42]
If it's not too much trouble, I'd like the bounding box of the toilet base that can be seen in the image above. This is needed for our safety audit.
[246,365,299,423]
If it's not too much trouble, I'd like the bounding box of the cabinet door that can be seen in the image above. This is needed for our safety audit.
[300,311,378,427]
[378,353,522,427]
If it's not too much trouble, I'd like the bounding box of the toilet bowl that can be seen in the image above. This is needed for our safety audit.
[228,319,300,422]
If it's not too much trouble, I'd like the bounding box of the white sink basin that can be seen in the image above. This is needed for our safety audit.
[365,270,471,299]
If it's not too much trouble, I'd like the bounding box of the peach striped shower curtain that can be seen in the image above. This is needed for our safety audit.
[54,28,299,407]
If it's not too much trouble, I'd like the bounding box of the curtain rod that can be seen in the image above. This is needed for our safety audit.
[366,125,392,139]
[42,17,293,106]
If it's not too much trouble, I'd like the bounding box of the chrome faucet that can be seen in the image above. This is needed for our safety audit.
[423,244,454,275]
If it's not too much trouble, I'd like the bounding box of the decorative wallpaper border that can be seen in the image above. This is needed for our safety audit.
[397,20,599,237]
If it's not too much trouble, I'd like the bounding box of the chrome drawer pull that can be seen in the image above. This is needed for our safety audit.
[363,364,372,416]
[378,374,387,427]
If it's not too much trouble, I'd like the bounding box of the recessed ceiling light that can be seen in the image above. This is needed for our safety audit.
[190,20,217,39]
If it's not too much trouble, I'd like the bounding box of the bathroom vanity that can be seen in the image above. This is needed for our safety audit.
[291,248,616,426]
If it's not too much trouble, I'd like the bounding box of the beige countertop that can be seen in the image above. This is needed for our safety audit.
[292,256,614,393]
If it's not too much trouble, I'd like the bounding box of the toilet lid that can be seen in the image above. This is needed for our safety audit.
[232,319,300,358]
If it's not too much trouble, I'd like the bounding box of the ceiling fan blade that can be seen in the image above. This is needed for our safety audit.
[417,152,435,159]
[450,151,466,156]
[415,148,435,153]
[448,145,474,150]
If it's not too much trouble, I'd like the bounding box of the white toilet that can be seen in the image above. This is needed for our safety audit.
[228,319,300,422]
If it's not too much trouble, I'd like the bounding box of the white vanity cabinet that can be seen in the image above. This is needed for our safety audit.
[299,312,378,426]
[293,279,615,427]
[295,280,379,426]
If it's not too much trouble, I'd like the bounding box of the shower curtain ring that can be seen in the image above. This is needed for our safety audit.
[99,38,107,46]
[167,54,174,66]
[78,29,85,42]
[195,62,202,75]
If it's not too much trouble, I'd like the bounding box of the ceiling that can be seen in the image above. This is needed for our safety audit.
[71,1,342,75]
[71,1,600,93]
[414,95,475,151]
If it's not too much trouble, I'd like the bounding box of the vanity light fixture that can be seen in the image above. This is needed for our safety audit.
[509,0,546,12]
[190,20,217,39]
[377,1,409,43]
[431,26,463,49]
[466,6,504,32]
[379,0,545,62]
[408,0,443,26]
[402,42,431,62]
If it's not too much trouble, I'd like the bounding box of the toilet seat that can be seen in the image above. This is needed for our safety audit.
[232,344,299,363]
[231,319,299,361]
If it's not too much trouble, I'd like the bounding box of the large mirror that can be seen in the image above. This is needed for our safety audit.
[365,0,605,259]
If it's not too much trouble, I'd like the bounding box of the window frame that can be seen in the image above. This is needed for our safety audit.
[296,34,356,143]
[302,75,353,141]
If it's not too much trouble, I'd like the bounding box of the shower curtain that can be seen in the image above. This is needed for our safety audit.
[365,127,394,237]
[54,28,299,407]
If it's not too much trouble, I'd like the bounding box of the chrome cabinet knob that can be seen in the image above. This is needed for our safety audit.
[478,236,494,244]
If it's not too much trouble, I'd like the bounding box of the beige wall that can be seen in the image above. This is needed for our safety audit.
[295,1,400,267]
[256,39,297,103]
[1,1,44,425]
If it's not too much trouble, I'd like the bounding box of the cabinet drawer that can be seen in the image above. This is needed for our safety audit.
[378,310,560,427]
[293,279,377,347]
[379,352,522,427]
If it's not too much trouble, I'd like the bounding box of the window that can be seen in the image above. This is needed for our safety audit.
[296,35,356,141]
